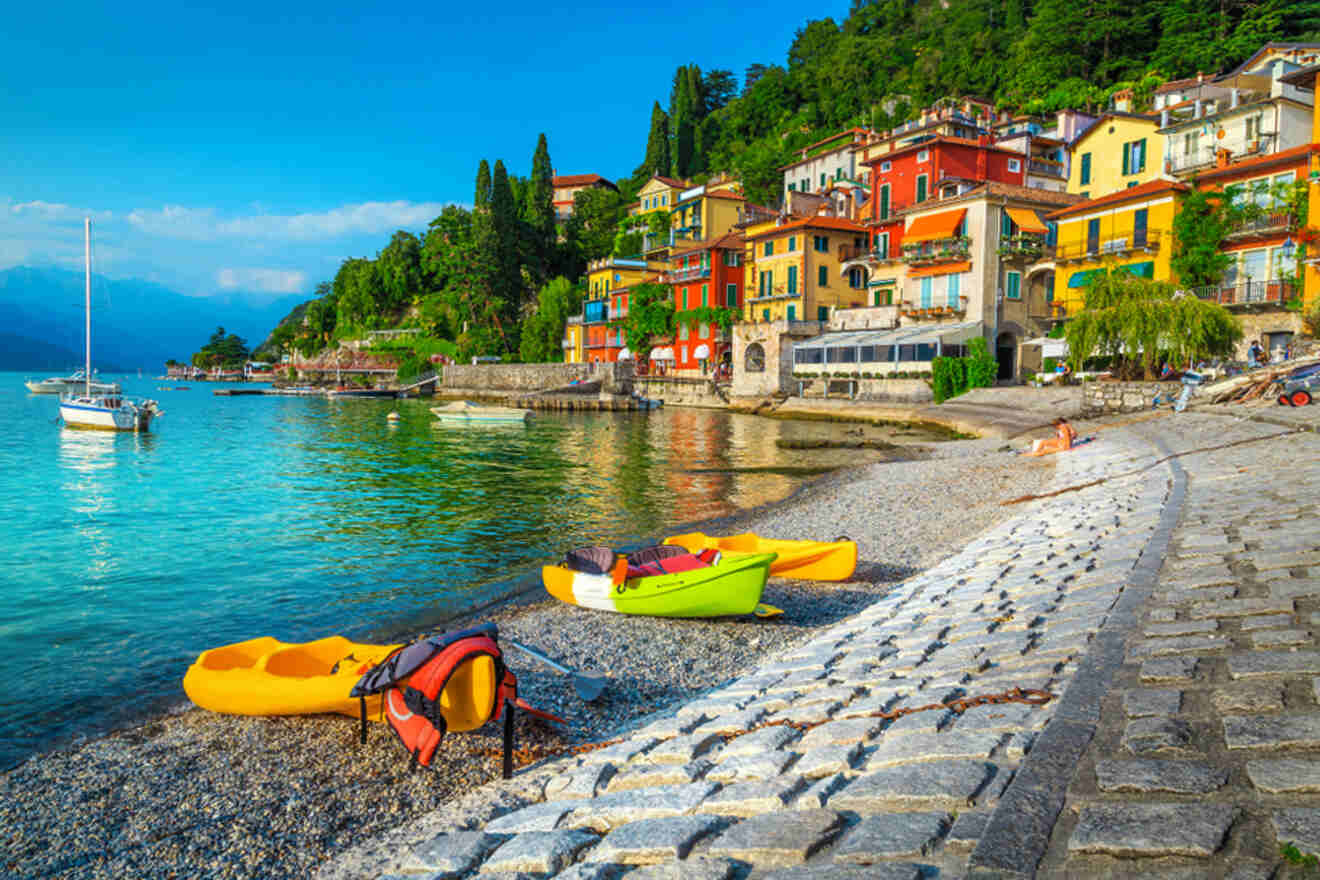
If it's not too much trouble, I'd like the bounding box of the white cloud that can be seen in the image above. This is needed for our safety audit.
[216,267,308,293]
[127,200,450,242]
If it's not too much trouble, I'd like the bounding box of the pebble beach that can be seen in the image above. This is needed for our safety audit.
[0,436,1055,880]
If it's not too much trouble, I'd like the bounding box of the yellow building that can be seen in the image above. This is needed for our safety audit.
[1046,179,1187,316]
[1280,64,1320,308]
[670,176,763,250]
[1066,113,1164,200]
[586,256,655,299]
[743,216,870,322]
[562,316,585,362]
[626,176,688,258]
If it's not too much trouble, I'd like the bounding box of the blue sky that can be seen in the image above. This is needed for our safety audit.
[1,0,846,303]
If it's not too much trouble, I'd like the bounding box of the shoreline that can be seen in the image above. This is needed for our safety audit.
[0,432,1054,880]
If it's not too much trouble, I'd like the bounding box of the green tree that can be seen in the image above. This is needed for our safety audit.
[474,160,491,211]
[702,69,738,113]
[377,230,423,313]
[642,102,672,180]
[518,276,582,362]
[1171,188,1233,288]
[564,186,623,271]
[616,282,675,358]
[526,133,557,284]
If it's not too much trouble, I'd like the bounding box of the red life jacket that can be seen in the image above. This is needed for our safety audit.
[350,623,564,778]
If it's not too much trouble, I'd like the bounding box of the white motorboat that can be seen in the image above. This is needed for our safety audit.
[57,219,162,433]
[25,370,120,395]
[430,400,532,423]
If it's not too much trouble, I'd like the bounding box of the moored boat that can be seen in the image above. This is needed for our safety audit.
[183,635,403,718]
[25,370,120,395]
[542,547,776,618]
[664,531,857,581]
[431,400,532,423]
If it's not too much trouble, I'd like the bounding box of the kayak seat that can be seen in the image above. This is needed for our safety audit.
[436,654,499,733]
[563,545,617,575]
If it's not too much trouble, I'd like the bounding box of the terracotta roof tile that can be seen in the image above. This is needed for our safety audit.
[1047,179,1188,219]
[552,174,614,188]
[1193,143,1313,183]
[746,215,867,239]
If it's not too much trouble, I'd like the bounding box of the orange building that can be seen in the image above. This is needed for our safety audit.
[665,232,745,374]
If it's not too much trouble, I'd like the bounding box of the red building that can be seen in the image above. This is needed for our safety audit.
[664,232,745,374]
[862,137,1030,260]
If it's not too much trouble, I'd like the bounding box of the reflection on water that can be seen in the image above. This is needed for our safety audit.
[0,374,941,768]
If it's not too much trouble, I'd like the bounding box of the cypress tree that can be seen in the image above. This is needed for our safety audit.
[474,160,492,212]
[527,133,557,283]
[489,160,525,339]
[642,102,671,180]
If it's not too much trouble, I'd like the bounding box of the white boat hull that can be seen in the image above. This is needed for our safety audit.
[430,402,531,422]
[26,377,120,395]
[60,398,156,432]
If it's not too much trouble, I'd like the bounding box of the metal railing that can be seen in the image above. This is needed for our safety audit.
[1053,229,1162,261]
[1166,134,1276,174]
[1027,158,1066,178]
[997,232,1048,259]
[901,237,971,265]
[668,265,711,283]
[1224,212,1294,239]
[1185,280,1297,306]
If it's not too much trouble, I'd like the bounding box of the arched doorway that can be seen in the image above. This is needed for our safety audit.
[996,332,1017,381]
[745,342,766,373]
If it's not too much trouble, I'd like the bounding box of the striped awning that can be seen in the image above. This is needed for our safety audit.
[1006,207,1048,234]
[904,209,967,244]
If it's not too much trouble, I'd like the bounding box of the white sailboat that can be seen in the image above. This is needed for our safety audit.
[25,370,121,395]
[58,219,162,432]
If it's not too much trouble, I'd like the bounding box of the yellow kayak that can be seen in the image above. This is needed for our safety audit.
[663,532,857,581]
[183,635,403,718]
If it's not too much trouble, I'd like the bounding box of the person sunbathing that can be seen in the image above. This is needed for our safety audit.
[1026,417,1078,457]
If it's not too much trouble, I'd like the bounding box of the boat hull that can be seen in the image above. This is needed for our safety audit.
[183,635,403,718]
[542,552,775,618]
[431,402,531,423]
[664,532,857,581]
[59,399,155,431]
[26,378,120,395]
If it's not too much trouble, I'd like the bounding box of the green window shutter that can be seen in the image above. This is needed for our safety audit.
[701,284,708,307]
[788,236,796,252]
[787,265,798,295]
[726,283,736,306]
[880,185,890,219]
[787,304,796,320]
[916,176,927,202]
[1001,211,1012,237]
[817,306,828,321]
[682,290,688,309]
[819,173,826,188]
[764,241,773,256]
[763,308,771,321]
[818,265,828,287]
[921,278,932,308]
[1122,144,1130,176]
[1138,139,1146,172]
[1007,272,1021,299]
[1080,153,1091,185]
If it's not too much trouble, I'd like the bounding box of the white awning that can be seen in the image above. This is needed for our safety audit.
[1023,337,1069,358]
[617,347,633,360]
[791,321,985,366]
[651,347,675,361]
[692,343,711,360]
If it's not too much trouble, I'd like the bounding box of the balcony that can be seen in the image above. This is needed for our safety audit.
[1186,279,1297,307]
[608,304,629,320]
[1054,229,1162,262]
[997,233,1048,260]
[1224,211,1294,241]
[1166,133,1276,174]
[566,314,583,324]
[1027,157,1066,179]
[901,236,971,266]
[668,265,711,283]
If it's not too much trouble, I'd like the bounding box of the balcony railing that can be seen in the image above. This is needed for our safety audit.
[566,314,583,324]
[608,305,629,320]
[1166,134,1276,174]
[1027,157,1066,178]
[997,232,1048,260]
[1185,279,1297,307]
[901,236,971,266]
[1224,212,1294,240]
[668,265,711,283]
[1054,229,1163,262]
[838,244,899,264]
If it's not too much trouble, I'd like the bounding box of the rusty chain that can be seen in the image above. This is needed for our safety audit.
[486,685,1053,772]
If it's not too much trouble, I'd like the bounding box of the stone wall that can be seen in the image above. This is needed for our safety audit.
[790,376,933,404]
[731,320,822,398]
[1082,379,1184,415]
[633,377,728,409]
[441,362,631,394]
[1234,310,1304,359]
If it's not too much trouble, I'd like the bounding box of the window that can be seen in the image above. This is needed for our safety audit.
[723,250,739,266]
[1001,211,1015,238]
[787,265,798,295]
[801,178,808,192]
[878,184,891,220]
[643,197,650,209]
[764,241,773,257]
[746,342,766,371]
[875,231,889,258]
[787,305,796,321]
[701,284,708,307]
[1007,158,1022,173]
[1272,244,1297,280]
[1246,115,1263,143]
[661,195,667,206]
[818,265,829,287]
[682,289,688,309]
[679,323,689,340]
[725,283,737,305]
[788,182,796,192]
[946,273,961,307]
[1121,139,1146,175]
[920,277,933,308]
[813,235,829,253]
[1079,191,1089,199]
[917,150,929,163]
[880,161,892,173]
[1080,153,1092,186]
[817,306,829,321]
[1087,218,1100,254]
[1006,271,1021,300]
[1133,208,1148,248]
[916,175,928,203]
[819,173,826,188]
[1242,248,1267,282]
[850,268,865,289]
[788,236,797,252]
[699,323,709,338]
[762,309,771,321]
[1183,131,1200,157]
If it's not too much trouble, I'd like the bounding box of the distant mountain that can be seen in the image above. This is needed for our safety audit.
[0,267,306,371]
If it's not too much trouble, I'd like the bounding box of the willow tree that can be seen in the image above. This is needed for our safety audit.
[1065,270,1241,379]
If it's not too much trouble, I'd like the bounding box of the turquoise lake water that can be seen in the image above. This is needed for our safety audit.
[0,372,902,769]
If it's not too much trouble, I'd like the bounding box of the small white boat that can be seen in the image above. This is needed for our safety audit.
[57,218,162,433]
[430,400,532,423]
[25,370,120,395]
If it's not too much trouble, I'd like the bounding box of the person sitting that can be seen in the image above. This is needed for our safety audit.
[1247,340,1265,369]
[1026,417,1079,457]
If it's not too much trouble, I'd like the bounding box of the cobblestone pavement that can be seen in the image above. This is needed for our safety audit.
[317,415,1319,879]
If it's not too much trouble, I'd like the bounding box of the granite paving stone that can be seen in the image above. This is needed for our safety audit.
[561,782,720,832]
[616,857,740,879]
[716,724,799,758]
[761,866,924,880]
[862,729,1002,768]
[1188,598,1294,620]
[1242,613,1298,631]
[641,733,724,765]
[704,751,797,784]
[1122,689,1183,717]
[1129,634,1231,657]
[1067,803,1235,857]
[832,811,951,863]
[827,760,999,811]
[695,776,805,817]
[793,742,863,779]
[1250,629,1312,649]
[544,764,616,800]
[705,808,842,866]
[796,718,882,749]
[1271,808,1320,854]
[945,810,992,849]
[1246,759,1320,793]
[1139,656,1199,684]
[1213,683,1285,714]
[689,709,767,738]
[549,864,622,880]
[484,802,570,834]
[583,815,724,865]
[1143,620,1219,637]
[1122,717,1196,755]
[480,829,598,874]
[406,831,508,877]
[576,738,660,767]
[1095,759,1228,794]
[604,761,709,792]
[1224,715,1320,750]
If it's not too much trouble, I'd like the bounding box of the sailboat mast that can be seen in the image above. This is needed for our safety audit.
[84,217,91,397]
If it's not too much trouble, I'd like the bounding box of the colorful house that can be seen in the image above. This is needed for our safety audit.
[627,176,689,258]
[563,315,585,362]
[1281,63,1320,309]
[780,128,873,204]
[577,256,662,363]
[1045,179,1187,317]
[666,232,745,373]
[1065,113,1164,200]
[743,215,870,323]
[670,176,764,251]
[552,174,617,222]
